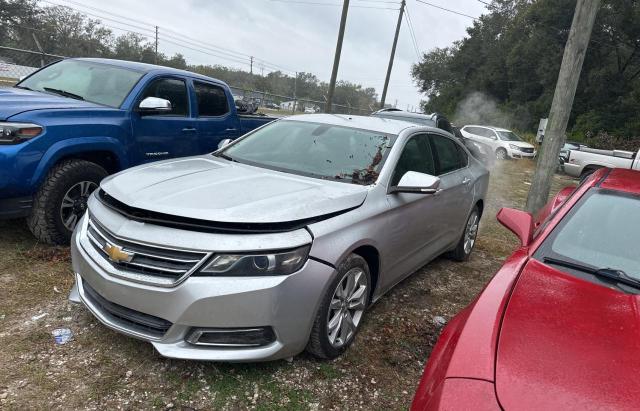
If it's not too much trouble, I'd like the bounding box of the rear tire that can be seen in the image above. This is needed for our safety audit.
[306,254,370,359]
[448,206,480,262]
[580,166,601,182]
[28,159,107,245]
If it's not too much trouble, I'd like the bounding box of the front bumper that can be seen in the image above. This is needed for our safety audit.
[0,195,32,219]
[508,149,537,159]
[69,214,335,362]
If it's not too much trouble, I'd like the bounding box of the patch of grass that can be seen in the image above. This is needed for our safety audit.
[315,362,340,380]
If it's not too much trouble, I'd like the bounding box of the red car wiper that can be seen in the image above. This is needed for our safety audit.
[543,256,640,290]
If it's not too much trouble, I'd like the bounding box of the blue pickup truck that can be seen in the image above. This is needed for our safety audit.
[0,58,275,244]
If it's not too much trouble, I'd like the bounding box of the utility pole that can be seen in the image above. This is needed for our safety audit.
[525,0,600,213]
[326,0,350,113]
[292,71,298,114]
[380,0,405,109]
[154,26,159,64]
[250,56,254,75]
[31,33,44,67]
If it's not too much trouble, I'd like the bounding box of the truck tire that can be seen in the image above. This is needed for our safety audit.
[580,166,601,182]
[28,159,107,245]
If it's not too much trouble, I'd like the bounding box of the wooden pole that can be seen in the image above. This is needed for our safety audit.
[326,0,350,113]
[380,0,405,108]
[525,0,600,213]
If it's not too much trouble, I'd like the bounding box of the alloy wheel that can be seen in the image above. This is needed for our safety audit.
[327,268,368,348]
[60,181,98,231]
[496,149,507,160]
[464,211,479,255]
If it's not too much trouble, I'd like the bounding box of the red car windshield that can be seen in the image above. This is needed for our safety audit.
[535,189,640,283]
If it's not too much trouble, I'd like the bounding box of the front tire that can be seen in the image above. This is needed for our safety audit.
[448,206,480,262]
[306,254,371,359]
[496,148,508,160]
[28,159,107,245]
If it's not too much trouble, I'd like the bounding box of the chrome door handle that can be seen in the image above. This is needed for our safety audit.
[182,127,197,132]
[225,128,237,132]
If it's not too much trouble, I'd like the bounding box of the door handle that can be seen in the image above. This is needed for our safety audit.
[225,128,237,132]
[182,127,197,133]
[462,177,471,185]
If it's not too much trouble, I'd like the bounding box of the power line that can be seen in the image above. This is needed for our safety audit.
[268,0,399,9]
[404,5,421,59]
[41,0,298,73]
[414,0,479,20]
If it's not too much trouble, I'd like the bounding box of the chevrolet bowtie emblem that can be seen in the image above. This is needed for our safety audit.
[103,243,134,263]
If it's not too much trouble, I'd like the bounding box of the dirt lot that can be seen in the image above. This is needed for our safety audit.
[0,160,574,410]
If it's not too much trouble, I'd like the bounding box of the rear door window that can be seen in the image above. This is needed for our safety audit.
[430,134,464,175]
[194,81,229,117]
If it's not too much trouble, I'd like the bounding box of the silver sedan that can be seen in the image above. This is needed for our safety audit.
[69,114,489,361]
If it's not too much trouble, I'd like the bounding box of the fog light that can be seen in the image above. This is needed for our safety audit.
[186,327,276,347]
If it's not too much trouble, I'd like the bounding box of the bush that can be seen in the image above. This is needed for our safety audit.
[586,132,640,151]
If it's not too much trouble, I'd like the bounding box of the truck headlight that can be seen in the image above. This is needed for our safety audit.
[509,144,521,151]
[197,245,311,276]
[0,122,43,145]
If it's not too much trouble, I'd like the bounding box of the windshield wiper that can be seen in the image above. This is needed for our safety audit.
[43,87,84,101]
[543,256,640,289]
[215,153,237,163]
[14,85,33,91]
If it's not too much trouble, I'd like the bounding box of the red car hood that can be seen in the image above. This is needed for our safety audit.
[496,259,640,410]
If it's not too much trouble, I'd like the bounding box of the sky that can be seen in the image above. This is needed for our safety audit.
[42,0,488,110]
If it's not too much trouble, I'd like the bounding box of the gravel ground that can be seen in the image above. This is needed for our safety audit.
[0,160,575,410]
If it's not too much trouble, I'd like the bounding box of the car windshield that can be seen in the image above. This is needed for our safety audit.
[18,60,144,108]
[497,131,523,142]
[218,120,394,185]
[538,190,640,280]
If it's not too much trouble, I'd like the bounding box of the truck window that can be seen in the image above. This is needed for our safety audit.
[194,81,229,117]
[139,78,189,116]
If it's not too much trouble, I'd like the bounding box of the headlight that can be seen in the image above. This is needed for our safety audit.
[0,122,43,145]
[509,144,521,151]
[197,245,311,276]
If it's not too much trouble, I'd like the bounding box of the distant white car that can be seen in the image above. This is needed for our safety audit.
[460,125,537,160]
[304,107,316,114]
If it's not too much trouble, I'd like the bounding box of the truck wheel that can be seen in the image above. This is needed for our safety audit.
[28,159,107,245]
[580,166,601,182]
[496,148,508,160]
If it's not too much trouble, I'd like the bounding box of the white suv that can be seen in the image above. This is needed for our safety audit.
[460,125,537,160]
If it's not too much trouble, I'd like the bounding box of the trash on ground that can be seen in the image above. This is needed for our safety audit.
[52,328,73,345]
[31,313,48,321]
[433,316,447,326]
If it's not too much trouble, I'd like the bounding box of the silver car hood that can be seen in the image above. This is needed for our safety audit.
[100,156,368,224]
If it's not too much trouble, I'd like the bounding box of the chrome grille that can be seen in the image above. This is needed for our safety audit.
[86,218,209,285]
[520,147,534,153]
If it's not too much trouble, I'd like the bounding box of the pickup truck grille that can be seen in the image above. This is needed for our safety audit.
[86,218,208,286]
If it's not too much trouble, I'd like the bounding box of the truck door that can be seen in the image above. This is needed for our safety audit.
[130,76,198,163]
[192,80,240,152]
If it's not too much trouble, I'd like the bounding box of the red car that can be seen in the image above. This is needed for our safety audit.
[411,168,640,410]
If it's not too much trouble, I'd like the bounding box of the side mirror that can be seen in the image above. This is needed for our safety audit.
[497,207,533,247]
[138,97,172,112]
[391,171,441,194]
[218,138,232,150]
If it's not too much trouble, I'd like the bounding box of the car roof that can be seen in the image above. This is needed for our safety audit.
[464,124,511,132]
[599,168,640,195]
[69,58,223,83]
[283,114,426,135]
[372,110,435,121]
